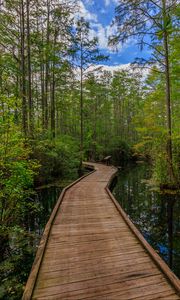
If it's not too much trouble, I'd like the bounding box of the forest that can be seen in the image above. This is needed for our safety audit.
[0,0,179,298]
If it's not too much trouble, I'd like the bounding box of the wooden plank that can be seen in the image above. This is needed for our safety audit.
[39,261,158,281]
[83,285,178,300]
[45,247,148,262]
[23,162,180,300]
[41,254,150,272]
[33,274,169,298]
[45,237,140,249]
[48,233,140,244]
[36,267,161,290]
[46,235,140,245]
[38,271,161,292]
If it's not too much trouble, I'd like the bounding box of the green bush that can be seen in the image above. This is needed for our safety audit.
[84,140,105,161]
[173,137,180,184]
[152,152,169,185]
[33,135,80,184]
[0,226,35,300]
[150,134,180,187]
[109,138,132,165]
[0,106,39,299]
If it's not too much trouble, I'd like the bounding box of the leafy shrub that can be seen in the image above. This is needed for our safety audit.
[172,136,180,184]
[84,140,105,161]
[32,135,80,184]
[0,96,39,299]
[152,152,169,185]
[149,134,180,186]
[108,138,132,165]
[0,226,35,300]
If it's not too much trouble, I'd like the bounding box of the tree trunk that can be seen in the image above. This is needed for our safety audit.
[80,40,83,165]
[44,0,50,130]
[162,0,174,182]
[20,0,28,136]
[50,33,57,139]
[26,0,33,136]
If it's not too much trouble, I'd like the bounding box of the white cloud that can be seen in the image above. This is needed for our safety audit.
[104,0,119,6]
[84,0,95,5]
[95,24,108,49]
[92,63,131,73]
[74,64,130,79]
[75,1,125,52]
[90,23,122,51]
[75,63,149,82]
[77,1,98,22]
[104,0,110,6]
[86,64,149,80]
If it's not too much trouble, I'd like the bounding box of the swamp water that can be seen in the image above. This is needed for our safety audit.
[31,185,63,234]
[112,163,180,278]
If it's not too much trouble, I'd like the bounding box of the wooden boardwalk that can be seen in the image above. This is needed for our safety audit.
[23,163,180,300]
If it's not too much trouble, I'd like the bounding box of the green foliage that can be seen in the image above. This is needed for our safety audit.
[33,135,80,184]
[153,152,169,185]
[84,139,105,161]
[172,136,180,183]
[0,96,39,226]
[0,226,35,300]
[109,138,132,165]
[133,60,180,186]
[74,17,108,69]
[0,96,39,299]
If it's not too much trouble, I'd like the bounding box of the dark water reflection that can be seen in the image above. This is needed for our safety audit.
[27,186,63,240]
[36,186,63,229]
[112,163,180,278]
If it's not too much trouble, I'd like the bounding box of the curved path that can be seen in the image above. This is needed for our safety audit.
[23,163,180,299]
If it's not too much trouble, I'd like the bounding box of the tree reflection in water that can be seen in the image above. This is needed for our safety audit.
[26,186,63,241]
[112,163,180,278]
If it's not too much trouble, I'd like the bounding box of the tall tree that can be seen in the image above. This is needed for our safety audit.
[73,17,108,165]
[26,0,33,136]
[109,0,179,182]
[20,0,28,136]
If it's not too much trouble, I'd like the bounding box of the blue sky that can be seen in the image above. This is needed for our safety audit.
[78,0,151,68]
